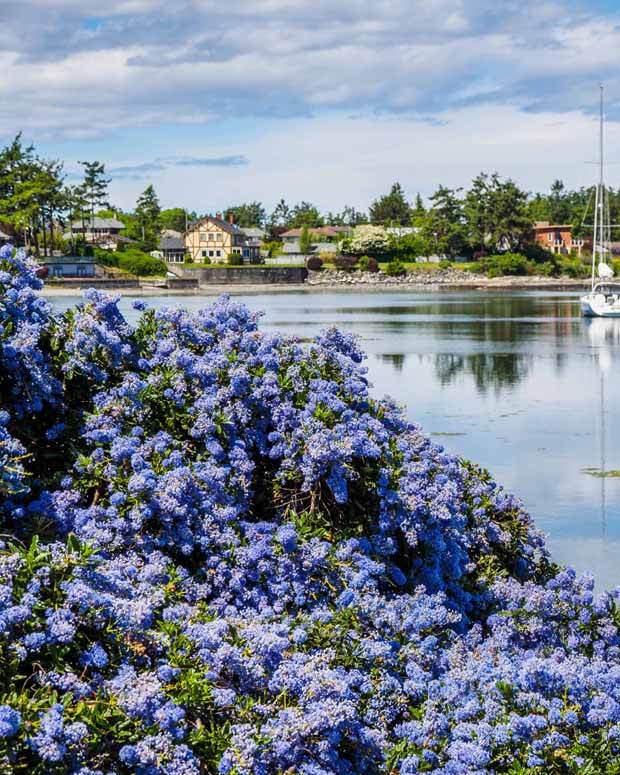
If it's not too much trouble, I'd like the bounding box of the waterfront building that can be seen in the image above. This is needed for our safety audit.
[279,225,351,243]
[38,255,98,278]
[157,236,186,263]
[68,217,127,250]
[184,214,261,263]
[533,221,589,256]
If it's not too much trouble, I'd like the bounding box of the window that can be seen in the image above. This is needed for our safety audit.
[243,249,249,258]
[208,233,216,241]
[216,250,221,257]
[202,250,207,258]
[216,233,222,242]
[200,232,207,243]
[208,250,214,257]
[547,233,553,242]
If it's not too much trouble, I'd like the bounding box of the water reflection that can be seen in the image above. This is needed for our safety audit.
[46,290,620,588]
[434,352,532,394]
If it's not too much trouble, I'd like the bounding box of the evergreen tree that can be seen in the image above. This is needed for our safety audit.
[0,134,65,256]
[369,182,411,225]
[299,225,313,255]
[268,199,292,234]
[289,201,324,228]
[224,202,266,228]
[422,185,467,258]
[78,160,110,227]
[135,184,161,247]
[411,193,426,227]
[464,173,531,254]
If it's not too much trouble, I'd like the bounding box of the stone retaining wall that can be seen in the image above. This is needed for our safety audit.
[179,266,308,285]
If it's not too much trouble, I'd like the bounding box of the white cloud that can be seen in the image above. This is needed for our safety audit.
[0,0,619,143]
[100,103,610,211]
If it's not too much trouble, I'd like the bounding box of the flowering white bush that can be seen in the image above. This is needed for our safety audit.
[342,224,391,256]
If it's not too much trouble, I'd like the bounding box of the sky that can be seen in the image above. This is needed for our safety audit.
[2,0,620,213]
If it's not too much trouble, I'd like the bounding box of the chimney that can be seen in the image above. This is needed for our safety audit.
[228,213,234,224]
[216,211,223,220]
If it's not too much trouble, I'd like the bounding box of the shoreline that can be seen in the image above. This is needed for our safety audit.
[41,275,591,297]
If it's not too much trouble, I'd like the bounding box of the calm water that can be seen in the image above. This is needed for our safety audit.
[48,289,620,588]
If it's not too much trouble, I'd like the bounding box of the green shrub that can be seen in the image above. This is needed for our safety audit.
[482,253,531,278]
[522,243,556,263]
[117,249,167,276]
[558,257,591,278]
[535,261,556,277]
[438,259,452,270]
[357,255,379,273]
[228,254,244,266]
[384,260,407,277]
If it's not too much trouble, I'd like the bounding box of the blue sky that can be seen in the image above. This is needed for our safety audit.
[2,0,620,213]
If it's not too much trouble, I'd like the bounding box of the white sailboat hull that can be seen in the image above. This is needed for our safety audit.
[581,292,620,317]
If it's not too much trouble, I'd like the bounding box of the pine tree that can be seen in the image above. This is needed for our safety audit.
[135,184,161,247]
[369,183,411,226]
[78,161,110,227]
[299,225,312,255]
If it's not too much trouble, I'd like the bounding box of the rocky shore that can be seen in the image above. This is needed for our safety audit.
[307,268,590,289]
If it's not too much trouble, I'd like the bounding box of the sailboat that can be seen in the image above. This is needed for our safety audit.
[580,85,620,317]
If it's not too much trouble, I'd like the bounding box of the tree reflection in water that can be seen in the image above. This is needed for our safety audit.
[433,352,532,395]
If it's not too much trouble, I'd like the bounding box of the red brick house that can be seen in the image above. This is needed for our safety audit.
[533,221,589,256]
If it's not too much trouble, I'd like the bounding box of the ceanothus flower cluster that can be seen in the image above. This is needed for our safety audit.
[0,245,618,774]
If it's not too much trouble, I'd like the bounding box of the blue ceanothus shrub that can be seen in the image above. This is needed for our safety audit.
[0,243,619,774]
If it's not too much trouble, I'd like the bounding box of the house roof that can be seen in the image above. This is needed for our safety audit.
[71,217,125,230]
[533,221,573,230]
[159,237,185,251]
[186,215,239,235]
[40,255,97,265]
[161,229,182,239]
[280,226,350,238]
[0,229,11,241]
[241,227,266,239]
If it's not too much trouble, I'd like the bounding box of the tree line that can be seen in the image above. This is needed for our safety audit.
[0,133,611,258]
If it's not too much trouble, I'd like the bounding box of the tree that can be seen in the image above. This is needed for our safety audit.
[268,199,292,234]
[369,182,411,226]
[411,194,426,227]
[160,208,192,233]
[78,161,110,226]
[0,134,66,256]
[422,185,467,258]
[299,225,313,255]
[224,202,266,228]
[289,202,324,229]
[325,206,367,227]
[464,173,531,254]
[135,184,161,248]
[549,179,571,224]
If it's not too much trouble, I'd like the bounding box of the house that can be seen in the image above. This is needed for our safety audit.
[38,255,98,279]
[533,221,589,256]
[157,236,186,264]
[240,227,266,243]
[279,226,352,243]
[278,240,338,264]
[184,214,261,263]
[68,217,127,250]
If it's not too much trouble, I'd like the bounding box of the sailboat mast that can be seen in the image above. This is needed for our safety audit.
[599,84,605,271]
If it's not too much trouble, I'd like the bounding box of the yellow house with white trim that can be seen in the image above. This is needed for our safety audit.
[184,214,260,263]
